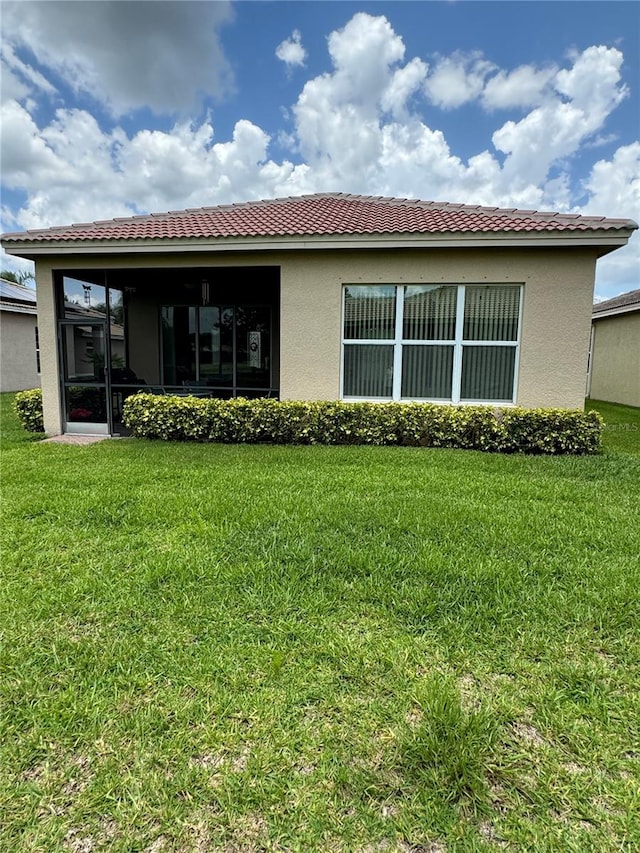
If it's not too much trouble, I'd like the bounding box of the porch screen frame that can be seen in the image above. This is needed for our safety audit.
[57,317,112,435]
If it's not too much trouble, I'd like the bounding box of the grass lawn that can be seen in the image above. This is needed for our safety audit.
[1,394,639,852]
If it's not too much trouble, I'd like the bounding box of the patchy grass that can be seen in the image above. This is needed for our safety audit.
[1,393,639,852]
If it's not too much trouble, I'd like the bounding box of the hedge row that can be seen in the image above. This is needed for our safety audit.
[13,388,44,433]
[122,393,603,455]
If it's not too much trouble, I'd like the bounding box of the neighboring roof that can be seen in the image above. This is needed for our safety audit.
[0,278,37,304]
[592,288,640,320]
[0,301,38,317]
[2,193,637,257]
[0,279,37,316]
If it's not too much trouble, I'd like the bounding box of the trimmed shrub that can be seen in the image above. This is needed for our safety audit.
[14,388,44,433]
[123,393,603,455]
[500,407,603,455]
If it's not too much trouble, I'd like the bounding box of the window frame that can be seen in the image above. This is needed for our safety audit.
[340,283,523,405]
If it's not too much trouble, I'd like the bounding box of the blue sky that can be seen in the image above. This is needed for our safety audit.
[1,1,638,299]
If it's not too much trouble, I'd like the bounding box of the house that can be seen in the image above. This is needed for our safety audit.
[0,277,40,393]
[588,288,640,408]
[1,193,637,436]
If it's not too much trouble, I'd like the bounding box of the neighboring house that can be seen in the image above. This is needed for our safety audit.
[588,288,640,408]
[0,277,40,392]
[1,193,637,436]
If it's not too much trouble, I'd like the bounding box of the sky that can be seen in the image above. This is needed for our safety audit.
[1,0,638,300]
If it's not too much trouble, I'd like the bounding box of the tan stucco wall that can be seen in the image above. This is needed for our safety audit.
[32,246,599,433]
[589,312,640,407]
[279,247,597,408]
[0,310,40,392]
[34,262,61,434]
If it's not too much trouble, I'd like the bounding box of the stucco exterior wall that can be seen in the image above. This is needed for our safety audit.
[279,247,597,409]
[589,312,640,407]
[32,245,599,433]
[0,309,40,392]
[34,262,61,434]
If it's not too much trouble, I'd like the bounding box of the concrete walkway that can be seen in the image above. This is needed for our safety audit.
[40,434,113,445]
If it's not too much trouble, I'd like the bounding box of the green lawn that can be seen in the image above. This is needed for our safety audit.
[1,394,639,852]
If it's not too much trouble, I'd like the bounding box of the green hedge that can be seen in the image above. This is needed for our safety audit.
[14,388,44,433]
[122,393,603,455]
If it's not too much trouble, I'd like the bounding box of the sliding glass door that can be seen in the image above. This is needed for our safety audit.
[162,304,273,396]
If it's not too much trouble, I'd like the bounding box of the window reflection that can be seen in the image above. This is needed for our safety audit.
[63,276,107,319]
[62,323,106,382]
[65,386,107,423]
[108,288,126,369]
[162,304,271,391]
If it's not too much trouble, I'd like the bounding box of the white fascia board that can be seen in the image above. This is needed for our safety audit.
[2,230,635,259]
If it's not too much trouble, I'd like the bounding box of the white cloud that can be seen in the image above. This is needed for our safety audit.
[492,46,628,188]
[0,100,307,230]
[292,13,407,183]
[482,64,557,110]
[381,57,429,119]
[1,43,57,105]
[276,30,307,69]
[1,12,636,298]
[580,142,640,221]
[577,143,640,296]
[556,46,628,115]
[0,99,65,189]
[425,51,495,109]
[1,0,233,117]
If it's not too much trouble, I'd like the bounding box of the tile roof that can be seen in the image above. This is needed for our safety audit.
[2,193,637,245]
[593,287,640,316]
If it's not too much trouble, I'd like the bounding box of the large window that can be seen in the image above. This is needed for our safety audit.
[342,284,521,403]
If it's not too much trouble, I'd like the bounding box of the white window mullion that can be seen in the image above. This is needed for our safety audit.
[451,285,465,403]
[392,286,404,401]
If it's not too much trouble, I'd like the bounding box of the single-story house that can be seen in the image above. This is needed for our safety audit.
[587,288,640,408]
[0,277,40,393]
[1,193,637,436]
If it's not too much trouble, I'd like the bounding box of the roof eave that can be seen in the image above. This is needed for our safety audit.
[0,301,38,315]
[2,229,635,260]
[592,303,640,320]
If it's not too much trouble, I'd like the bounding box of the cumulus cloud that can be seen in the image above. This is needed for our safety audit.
[580,142,640,219]
[577,143,640,295]
[1,0,233,117]
[292,13,407,183]
[482,64,557,110]
[276,30,307,68]
[381,57,429,119]
[425,51,495,109]
[1,43,57,105]
[0,97,308,230]
[1,11,636,294]
[492,47,628,187]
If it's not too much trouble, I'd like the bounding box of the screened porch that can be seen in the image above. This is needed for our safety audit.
[56,266,280,435]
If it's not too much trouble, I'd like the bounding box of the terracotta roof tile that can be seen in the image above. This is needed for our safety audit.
[2,193,637,245]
